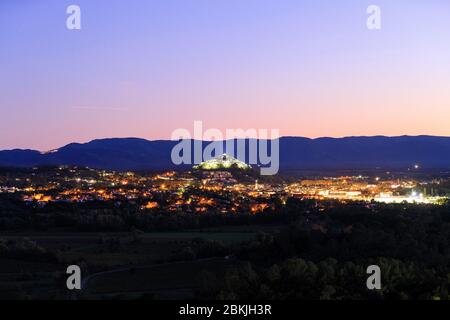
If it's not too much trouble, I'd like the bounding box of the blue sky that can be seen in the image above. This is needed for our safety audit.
[1,0,450,150]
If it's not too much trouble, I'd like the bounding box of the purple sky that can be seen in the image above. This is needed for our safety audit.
[1,0,450,151]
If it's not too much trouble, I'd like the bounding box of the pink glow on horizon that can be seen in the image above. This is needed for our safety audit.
[1,0,450,150]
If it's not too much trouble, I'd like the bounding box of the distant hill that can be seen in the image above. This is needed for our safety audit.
[194,154,252,170]
[2,136,450,171]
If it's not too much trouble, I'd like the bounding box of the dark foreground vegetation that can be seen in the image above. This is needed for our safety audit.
[198,199,450,300]
[1,193,450,300]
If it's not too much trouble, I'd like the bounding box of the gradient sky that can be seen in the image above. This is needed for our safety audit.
[1,0,450,150]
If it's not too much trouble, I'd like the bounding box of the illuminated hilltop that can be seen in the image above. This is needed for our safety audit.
[5,136,450,171]
[194,154,251,171]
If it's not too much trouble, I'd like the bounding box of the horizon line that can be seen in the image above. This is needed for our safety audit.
[2,134,450,153]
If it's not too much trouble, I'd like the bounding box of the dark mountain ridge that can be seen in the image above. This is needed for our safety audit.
[1,136,450,171]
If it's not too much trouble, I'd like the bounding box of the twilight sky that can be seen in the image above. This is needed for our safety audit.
[1,0,450,151]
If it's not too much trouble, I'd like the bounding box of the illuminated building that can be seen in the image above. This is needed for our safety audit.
[144,201,159,209]
[194,154,251,170]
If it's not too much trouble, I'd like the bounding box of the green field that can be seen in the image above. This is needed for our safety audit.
[82,258,235,299]
[0,226,276,299]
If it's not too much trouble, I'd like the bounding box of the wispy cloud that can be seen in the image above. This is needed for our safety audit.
[70,106,127,111]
